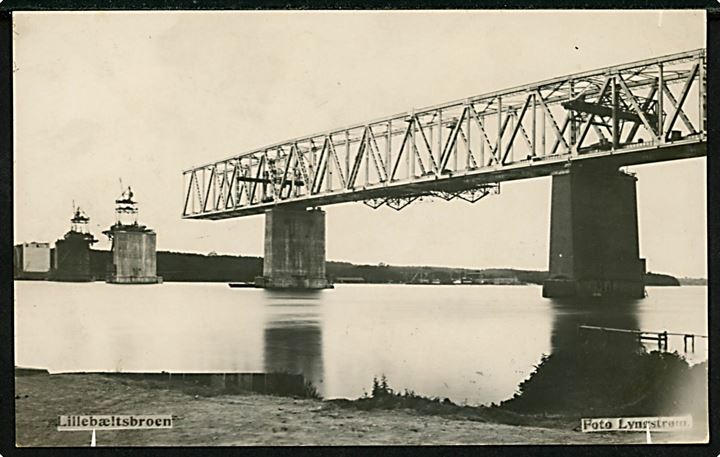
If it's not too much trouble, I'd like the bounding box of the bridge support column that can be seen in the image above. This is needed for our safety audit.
[543,162,646,299]
[255,207,330,289]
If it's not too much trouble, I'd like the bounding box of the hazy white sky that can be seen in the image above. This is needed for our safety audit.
[13,10,707,277]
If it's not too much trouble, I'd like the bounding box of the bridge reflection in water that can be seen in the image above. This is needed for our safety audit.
[262,290,325,396]
[551,298,642,356]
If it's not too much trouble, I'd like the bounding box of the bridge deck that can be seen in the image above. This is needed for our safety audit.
[183,49,706,220]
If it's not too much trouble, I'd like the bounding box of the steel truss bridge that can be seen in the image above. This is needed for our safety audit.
[183,49,706,220]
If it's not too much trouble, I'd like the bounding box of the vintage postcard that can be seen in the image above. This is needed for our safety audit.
[10,9,709,447]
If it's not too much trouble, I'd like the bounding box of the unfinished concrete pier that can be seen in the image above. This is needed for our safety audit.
[106,228,159,284]
[51,206,98,282]
[103,186,161,284]
[255,207,329,289]
[542,163,646,299]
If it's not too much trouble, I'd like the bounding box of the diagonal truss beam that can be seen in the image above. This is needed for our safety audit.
[439,107,468,171]
[575,76,611,151]
[536,91,570,154]
[616,74,660,141]
[624,85,658,144]
[661,78,697,135]
[664,63,699,137]
[502,95,532,164]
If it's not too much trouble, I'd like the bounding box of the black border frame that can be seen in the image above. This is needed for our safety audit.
[0,4,718,457]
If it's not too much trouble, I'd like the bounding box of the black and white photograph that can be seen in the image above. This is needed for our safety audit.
[8,8,711,447]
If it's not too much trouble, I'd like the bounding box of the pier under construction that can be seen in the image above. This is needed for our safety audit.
[50,206,98,282]
[103,187,161,284]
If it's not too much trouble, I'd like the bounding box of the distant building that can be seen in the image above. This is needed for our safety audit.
[460,273,524,285]
[102,186,161,284]
[484,277,523,285]
[13,242,51,280]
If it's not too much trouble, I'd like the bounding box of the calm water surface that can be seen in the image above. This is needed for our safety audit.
[14,282,707,405]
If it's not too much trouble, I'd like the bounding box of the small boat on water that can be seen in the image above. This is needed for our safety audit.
[228,282,257,288]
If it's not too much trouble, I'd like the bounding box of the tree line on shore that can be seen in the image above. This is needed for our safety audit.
[81,250,682,285]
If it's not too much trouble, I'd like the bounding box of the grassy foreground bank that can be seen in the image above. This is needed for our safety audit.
[14,371,704,446]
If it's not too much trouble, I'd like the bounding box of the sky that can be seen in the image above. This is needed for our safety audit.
[13,10,707,277]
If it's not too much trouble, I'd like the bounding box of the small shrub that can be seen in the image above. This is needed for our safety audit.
[371,375,394,399]
[303,380,322,400]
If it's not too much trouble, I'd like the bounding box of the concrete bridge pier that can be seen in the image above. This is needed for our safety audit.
[255,207,330,289]
[543,162,646,299]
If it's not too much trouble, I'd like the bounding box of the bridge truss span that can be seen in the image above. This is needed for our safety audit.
[183,49,706,220]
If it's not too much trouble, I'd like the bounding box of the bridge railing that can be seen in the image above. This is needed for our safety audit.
[183,48,705,219]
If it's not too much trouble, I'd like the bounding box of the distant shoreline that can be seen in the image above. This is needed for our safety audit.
[13,248,705,286]
[12,279,710,287]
